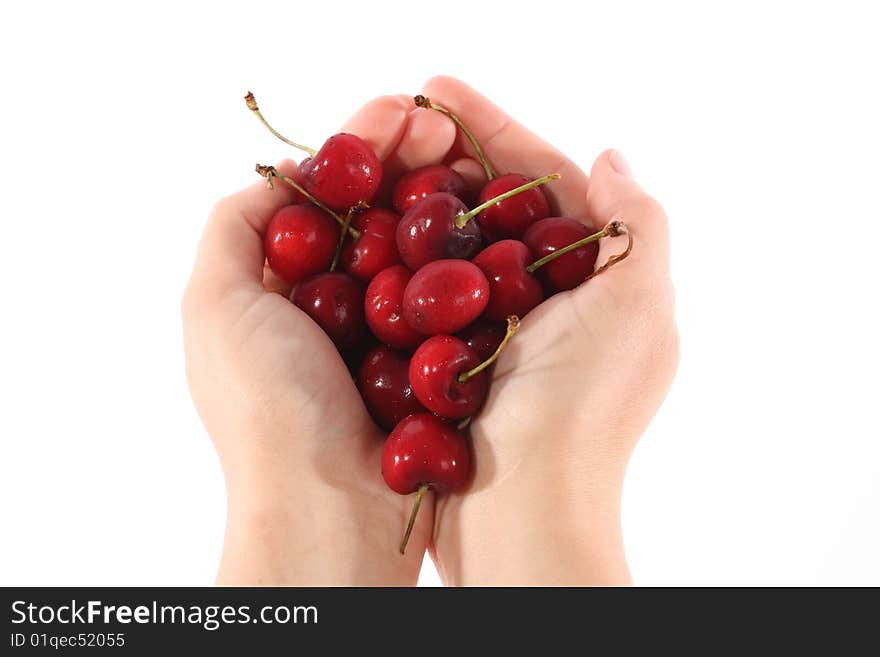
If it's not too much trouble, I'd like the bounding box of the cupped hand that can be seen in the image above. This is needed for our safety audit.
[182,93,466,584]
[415,77,680,585]
[183,77,678,586]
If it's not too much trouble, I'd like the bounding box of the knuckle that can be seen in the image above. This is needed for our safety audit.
[423,74,456,92]
[667,323,682,373]
[181,275,217,325]
[210,194,237,219]
[633,302,680,379]
[610,275,676,337]
[180,280,199,322]
[633,278,675,318]
[625,194,666,224]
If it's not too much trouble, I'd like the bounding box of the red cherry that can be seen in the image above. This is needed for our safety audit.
[409,336,488,419]
[343,332,379,377]
[340,208,402,282]
[382,413,470,553]
[395,175,559,271]
[475,173,551,241]
[396,193,483,270]
[264,204,338,284]
[290,272,365,352]
[471,240,544,321]
[298,133,382,212]
[392,165,469,215]
[357,346,426,431]
[382,413,471,495]
[402,259,490,335]
[364,265,425,351]
[522,217,599,292]
[245,95,381,212]
[457,320,507,362]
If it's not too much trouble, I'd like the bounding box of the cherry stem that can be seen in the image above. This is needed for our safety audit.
[244,92,317,157]
[454,174,561,229]
[330,207,357,272]
[399,484,429,555]
[255,164,361,239]
[457,315,520,384]
[584,221,633,281]
[525,224,613,272]
[525,219,632,275]
[414,95,494,181]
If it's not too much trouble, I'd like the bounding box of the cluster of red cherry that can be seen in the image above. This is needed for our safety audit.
[246,92,631,553]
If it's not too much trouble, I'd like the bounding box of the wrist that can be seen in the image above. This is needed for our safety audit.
[217,458,424,586]
[436,432,631,586]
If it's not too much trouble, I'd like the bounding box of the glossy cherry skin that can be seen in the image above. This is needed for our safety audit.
[523,217,599,292]
[471,240,544,321]
[288,168,310,204]
[402,259,490,335]
[264,204,338,283]
[298,133,382,212]
[357,346,426,431]
[382,413,470,495]
[290,272,366,352]
[340,208,402,282]
[392,165,469,215]
[475,173,551,242]
[396,193,483,270]
[409,335,488,419]
[457,320,506,362]
[364,265,425,351]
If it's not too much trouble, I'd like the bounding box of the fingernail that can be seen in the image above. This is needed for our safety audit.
[609,149,632,177]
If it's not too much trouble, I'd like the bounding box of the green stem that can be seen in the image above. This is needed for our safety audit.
[255,164,361,239]
[399,484,428,555]
[457,316,521,383]
[525,225,611,273]
[414,95,494,181]
[245,92,317,157]
[454,173,560,229]
[330,207,357,272]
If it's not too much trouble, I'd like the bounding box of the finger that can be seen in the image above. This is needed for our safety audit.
[387,106,457,170]
[339,94,412,161]
[585,149,670,274]
[262,262,294,297]
[188,159,301,304]
[421,75,589,217]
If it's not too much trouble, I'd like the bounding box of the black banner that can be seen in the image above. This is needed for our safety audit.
[1,587,875,653]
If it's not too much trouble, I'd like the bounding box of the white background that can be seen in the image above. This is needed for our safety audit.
[1,1,878,586]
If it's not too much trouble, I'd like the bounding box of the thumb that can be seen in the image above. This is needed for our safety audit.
[585,149,670,277]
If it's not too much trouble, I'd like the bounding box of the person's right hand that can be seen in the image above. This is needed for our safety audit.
[420,77,680,585]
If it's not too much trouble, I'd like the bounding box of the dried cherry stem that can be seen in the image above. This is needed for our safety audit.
[454,174,561,229]
[255,164,361,239]
[244,92,317,157]
[457,315,520,383]
[399,483,429,555]
[330,208,356,271]
[525,219,627,273]
[414,95,494,181]
[584,221,632,281]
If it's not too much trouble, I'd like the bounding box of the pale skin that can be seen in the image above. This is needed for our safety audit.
[182,76,678,586]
